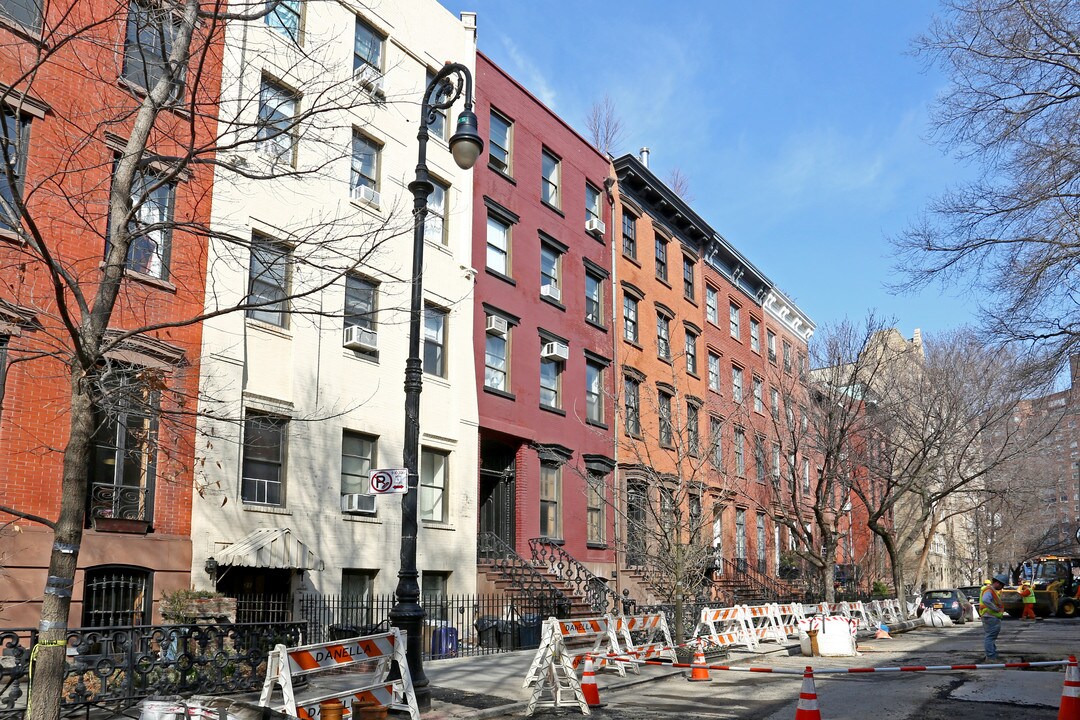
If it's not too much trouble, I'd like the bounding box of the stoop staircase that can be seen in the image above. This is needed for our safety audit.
[476,533,598,619]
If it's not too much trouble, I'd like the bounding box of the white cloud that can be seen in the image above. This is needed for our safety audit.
[499,35,557,109]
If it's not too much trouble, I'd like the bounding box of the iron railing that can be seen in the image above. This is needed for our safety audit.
[297,593,564,659]
[233,593,294,624]
[476,532,569,608]
[529,538,617,614]
[88,479,150,522]
[0,621,302,719]
[721,558,786,602]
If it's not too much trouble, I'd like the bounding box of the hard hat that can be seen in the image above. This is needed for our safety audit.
[993,573,1009,584]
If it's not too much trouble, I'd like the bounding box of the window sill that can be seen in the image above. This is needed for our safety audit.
[585,318,607,332]
[656,276,671,289]
[539,404,566,416]
[539,537,564,545]
[586,542,608,550]
[585,419,608,430]
[488,164,516,184]
[343,514,381,524]
[350,196,382,214]
[624,339,642,350]
[624,431,643,440]
[243,504,292,515]
[657,356,672,365]
[659,442,674,450]
[0,227,24,245]
[423,373,451,388]
[345,348,379,363]
[246,319,293,339]
[687,371,700,380]
[622,254,640,268]
[684,296,697,306]
[483,386,516,401]
[124,269,177,293]
[539,294,565,311]
[485,267,516,286]
[117,77,190,118]
[422,520,457,531]
[541,200,564,218]
[0,15,46,47]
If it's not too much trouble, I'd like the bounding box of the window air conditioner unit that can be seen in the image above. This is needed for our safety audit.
[485,315,508,337]
[352,183,381,207]
[354,64,386,97]
[344,325,378,351]
[540,284,561,302]
[585,218,606,237]
[541,341,569,361]
[342,493,376,514]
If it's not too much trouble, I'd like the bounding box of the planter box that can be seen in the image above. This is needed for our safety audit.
[92,517,150,534]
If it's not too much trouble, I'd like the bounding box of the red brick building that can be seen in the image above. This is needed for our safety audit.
[471,53,616,583]
[0,1,221,626]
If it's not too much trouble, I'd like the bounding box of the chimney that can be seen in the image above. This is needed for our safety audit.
[460,12,477,40]
[639,147,650,168]
[1071,354,1080,389]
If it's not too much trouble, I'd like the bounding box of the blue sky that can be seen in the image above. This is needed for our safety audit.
[437,0,976,337]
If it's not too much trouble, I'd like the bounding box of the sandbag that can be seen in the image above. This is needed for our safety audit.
[798,616,858,656]
[922,608,953,628]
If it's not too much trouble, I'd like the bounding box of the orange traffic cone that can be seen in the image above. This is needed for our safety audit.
[795,666,822,720]
[1059,655,1080,720]
[687,640,712,682]
[581,655,605,708]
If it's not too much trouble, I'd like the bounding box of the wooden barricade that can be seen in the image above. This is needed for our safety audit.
[692,605,755,652]
[613,612,676,666]
[259,629,419,720]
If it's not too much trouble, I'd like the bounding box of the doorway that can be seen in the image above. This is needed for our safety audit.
[479,438,516,555]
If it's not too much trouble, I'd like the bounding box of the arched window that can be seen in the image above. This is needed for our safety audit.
[81,565,151,627]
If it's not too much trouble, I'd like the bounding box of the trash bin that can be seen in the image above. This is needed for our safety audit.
[431,625,459,659]
[328,624,361,641]
[495,620,515,650]
[476,616,500,648]
[516,614,542,649]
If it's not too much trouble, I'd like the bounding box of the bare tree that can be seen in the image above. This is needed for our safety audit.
[895,0,1080,374]
[666,168,693,202]
[584,94,626,157]
[0,3,421,717]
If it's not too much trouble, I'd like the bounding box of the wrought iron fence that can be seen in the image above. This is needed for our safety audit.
[529,537,618,614]
[0,621,302,719]
[297,593,563,659]
[233,593,294,624]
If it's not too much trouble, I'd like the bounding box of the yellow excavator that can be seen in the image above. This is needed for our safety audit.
[1000,555,1080,618]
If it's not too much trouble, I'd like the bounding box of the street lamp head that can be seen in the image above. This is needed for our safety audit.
[449,108,483,169]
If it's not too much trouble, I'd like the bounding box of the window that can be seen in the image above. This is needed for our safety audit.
[0,0,42,31]
[420,448,448,522]
[354,16,383,72]
[658,390,673,446]
[622,210,637,258]
[257,77,297,164]
[247,236,290,327]
[624,376,641,436]
[586,184,602,227]
[0,335,8,419]
[425,178,449,244]
[489,109,512,174]
[772,443,782,481]
[123,1,183,98]
[710,417,723,467]
[267,0,301,42]
[654,236,668,281]
[90,367,158,523]
[540,341,562,409]
[770,387,780,420]
[486,215,510,275]
[540,464,562,538]
[708,352,720,392]
[656,313,671,360]
[735,508,747,560]
[732,365,743,403]
[426,71,448,141]
[706,286,718,324]
[750,318,760,352]
[586,360,604,424]
[685,330,698,375]
[803,458,810,491]
[0,109,29,232]
[484,323,508,391]
[729,302,740,339]
[342,569,377,623]
[344,274,376,337]
[124,169,176,279]
[540,243,561,298]
[783,341,793,373]
[341,431,375,496]
[587,474,604,544]
[756,513,767,574]
[82,567,150,627]
[767,330,777,363]
[541,149,560,207]
[242,413,286,505]
[423,306,447,377]
[687,402,700,455]
[753,376,763,413]
[683,257,695,300]
[421,572,450,616]
[623,294,639,343]
[585,270,604,325]
[734,427,745,476]
[351,133,380,201]
[754,435,766,483]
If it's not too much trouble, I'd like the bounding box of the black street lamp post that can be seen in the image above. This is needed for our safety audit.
[388,62,482,712]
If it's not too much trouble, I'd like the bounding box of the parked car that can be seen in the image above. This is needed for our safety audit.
[957,585,983,604]
[918,588,971,623]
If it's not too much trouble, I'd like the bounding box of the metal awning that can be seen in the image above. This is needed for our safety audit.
[215,527,325,571]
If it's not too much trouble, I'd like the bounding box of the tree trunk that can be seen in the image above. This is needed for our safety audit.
[822,537,838,604]
[29,368,94,720]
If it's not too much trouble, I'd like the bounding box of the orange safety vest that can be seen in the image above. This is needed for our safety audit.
[980,585,1004,618]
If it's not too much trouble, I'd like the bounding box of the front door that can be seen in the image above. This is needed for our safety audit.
[479,440,516,555]
[626,482,647,566]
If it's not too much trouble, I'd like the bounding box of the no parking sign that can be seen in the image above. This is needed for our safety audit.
[369,468,409,494]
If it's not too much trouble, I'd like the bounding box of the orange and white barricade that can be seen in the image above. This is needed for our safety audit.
[813,602,832,617]
[848,601,875,630]
[772,603,806,638]
[692,605,755,652]
[523,615,628,691]
[614,612,676,665]
[259,628,419,720]
[744,604,785,647]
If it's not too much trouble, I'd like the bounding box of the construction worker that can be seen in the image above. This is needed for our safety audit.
[979,573,1008,662]
[1019,580,1037,620]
